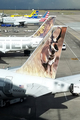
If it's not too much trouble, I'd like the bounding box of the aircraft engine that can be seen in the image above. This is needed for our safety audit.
[14,22,20,25]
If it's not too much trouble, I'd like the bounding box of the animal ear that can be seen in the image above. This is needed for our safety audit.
[16,26,67,79]
[56,27,62,41]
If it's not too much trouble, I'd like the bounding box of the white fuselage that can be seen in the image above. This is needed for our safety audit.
[2,17,41,25]
[0,69,69,99]
[0,37,42,53]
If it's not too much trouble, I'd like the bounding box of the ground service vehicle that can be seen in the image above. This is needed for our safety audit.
[70,83,80,95]
[0,97,26,107]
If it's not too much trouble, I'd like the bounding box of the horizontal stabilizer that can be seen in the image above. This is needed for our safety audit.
[27,83,51,97]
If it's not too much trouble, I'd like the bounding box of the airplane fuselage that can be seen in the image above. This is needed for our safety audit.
[0,69,69,100]
[2,17,41,25]
[0,37,42,53]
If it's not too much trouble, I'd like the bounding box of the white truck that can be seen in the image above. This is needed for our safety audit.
[70,83,80,96]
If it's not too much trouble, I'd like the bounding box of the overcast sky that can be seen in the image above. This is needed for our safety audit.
[0,0,80,9]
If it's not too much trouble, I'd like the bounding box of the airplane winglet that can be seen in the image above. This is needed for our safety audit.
[16,17,67,79]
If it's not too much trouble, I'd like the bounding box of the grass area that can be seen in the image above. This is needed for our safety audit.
[0,10,34,15]
[0,10,47,15]
[0,9,80,15]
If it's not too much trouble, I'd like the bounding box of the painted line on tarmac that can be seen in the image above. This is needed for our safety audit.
[64,92,68,101]
[65,41,80,62]
[68,28,80,41]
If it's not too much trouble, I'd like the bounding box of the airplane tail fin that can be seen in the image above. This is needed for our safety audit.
[24,10,37,17]
[30,10,37,16]
[39,11,49,22]
[16,23,67,79]
[42,11,49,18]
[31,11,39,18]
[32,16,56,38]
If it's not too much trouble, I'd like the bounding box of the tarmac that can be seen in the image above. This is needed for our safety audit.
[0,11,80,120]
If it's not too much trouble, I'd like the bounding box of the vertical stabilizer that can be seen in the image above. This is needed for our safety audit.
[42,11,49,18]
[16,25,67,79]
[24,10,37,17]
[39,11,49,22]
[31,11,39,18]
[32,16,56,38]
[30,10,37,16]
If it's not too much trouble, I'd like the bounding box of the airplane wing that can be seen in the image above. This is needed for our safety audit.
[27,83,51,97]
[6,66,21,72]
[0,49,9,53]
[57,74,80,84]
[57,74,80,95]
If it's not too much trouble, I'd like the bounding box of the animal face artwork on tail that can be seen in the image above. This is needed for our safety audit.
[17,26,67,79]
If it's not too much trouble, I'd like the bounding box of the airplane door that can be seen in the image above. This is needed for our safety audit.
[3,76,13,96]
